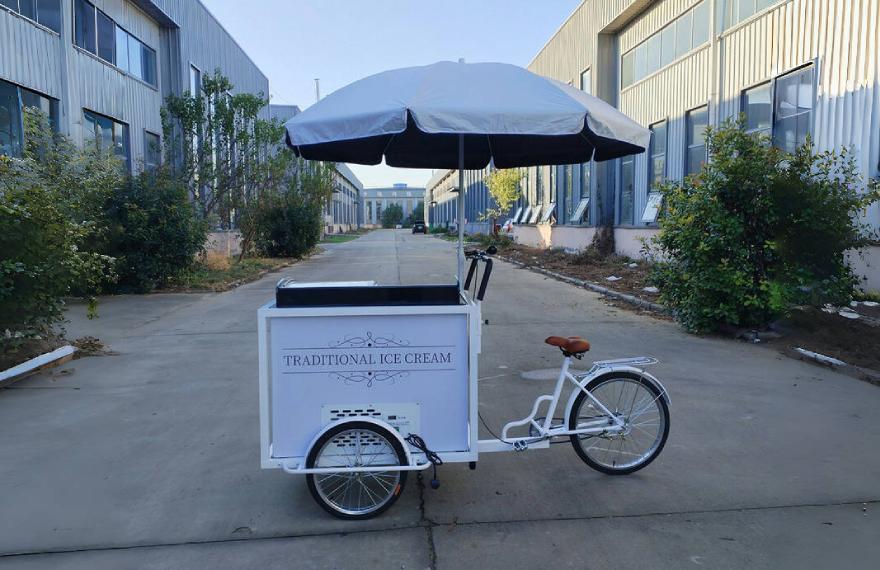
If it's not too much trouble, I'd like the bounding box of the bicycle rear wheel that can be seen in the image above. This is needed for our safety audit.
[568,372,669,475]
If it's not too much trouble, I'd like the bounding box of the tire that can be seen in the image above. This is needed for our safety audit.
[305,421,408,520]
[568,372,669,475]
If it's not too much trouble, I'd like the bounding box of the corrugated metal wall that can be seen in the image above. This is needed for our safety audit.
[1,0,270,169]
[719,0,880,224]
[153,0,269,116]
[0,9,63,99]
[525,0,880,229]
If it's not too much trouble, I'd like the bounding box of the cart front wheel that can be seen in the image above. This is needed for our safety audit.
[306,421,408,519]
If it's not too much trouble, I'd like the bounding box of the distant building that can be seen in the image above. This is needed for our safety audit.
[426,168,495,234]
[427,0,880,288]
[0,0,269,170]
[330,163,362,234]
[361,184,425,228]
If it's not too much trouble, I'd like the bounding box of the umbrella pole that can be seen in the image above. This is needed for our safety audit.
[457,134,465,293]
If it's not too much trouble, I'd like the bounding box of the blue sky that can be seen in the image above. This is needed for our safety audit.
[201,0,582,188]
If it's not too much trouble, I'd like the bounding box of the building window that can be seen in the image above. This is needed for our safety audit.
[773,65,814,154]
[144,131,160,171]
[723,0,780,30]
[619,156,635,225]
[621,0,710,89]
[686,106,709,176]
[0,80,23,157]
[96,9,114,63]
[189,65,202,95]
[0,0,61,33]
[74,0,157,87]
[0,78,59,157]
[74,0,96,53]
[742,82,772,136]
[83,109,130,171]
[580,68,591,95]
[649,120,667,186]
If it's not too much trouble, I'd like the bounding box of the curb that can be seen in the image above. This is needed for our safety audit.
[0,345,76,389]
[495,254,668,314]
[786,347,880,387]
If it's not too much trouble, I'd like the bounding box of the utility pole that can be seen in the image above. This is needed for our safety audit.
[314,78,320,103]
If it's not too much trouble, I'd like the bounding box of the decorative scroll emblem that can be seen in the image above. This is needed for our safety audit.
[331,370,410,388]
[330,332,410,349]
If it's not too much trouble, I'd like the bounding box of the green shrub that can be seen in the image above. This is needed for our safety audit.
[104,168,208,293]
[0,110,121,349]
[0,156,115,347]
[241,161,333,258]
[650,119,880,333]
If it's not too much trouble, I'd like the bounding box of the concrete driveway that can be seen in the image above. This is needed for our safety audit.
[1,229,878,569]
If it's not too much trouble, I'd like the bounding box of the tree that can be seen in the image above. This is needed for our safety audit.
[161,70,283,228]
[381,203,404,228]
[482,168,522,233]
[649,119,880,333]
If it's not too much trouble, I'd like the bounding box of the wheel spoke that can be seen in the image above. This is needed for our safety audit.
[312,428,404,516]
[572,377,667,471]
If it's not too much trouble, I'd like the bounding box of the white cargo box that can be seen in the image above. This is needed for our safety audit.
[258,287,480,469]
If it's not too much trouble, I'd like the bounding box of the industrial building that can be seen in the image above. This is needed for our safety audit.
[361,184,426,228]
[1,0,269,170]
[427,0,880,287]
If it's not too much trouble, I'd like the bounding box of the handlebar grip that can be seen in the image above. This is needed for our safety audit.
[464,258,479,290]
[476,259,493,301]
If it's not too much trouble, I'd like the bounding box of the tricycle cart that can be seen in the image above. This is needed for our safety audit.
[260,60,671,519]
[259,251,670,519]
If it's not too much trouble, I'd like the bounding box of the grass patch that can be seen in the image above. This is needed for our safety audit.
[320,234,361,244]
[167,255,294,292]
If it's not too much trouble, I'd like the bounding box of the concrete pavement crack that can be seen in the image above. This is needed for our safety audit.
[2,498,876,559]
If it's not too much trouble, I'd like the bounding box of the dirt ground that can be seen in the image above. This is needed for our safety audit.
[499,243,657,300]
[0,336,65,372]
[768,303,880,370]
[497,242,880,372]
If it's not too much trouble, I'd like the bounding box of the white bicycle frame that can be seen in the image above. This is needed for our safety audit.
[476,354,666,453]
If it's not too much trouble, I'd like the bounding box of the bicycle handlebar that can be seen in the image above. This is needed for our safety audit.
[463,245,496,301]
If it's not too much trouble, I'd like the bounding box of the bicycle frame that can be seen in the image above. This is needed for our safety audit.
[477,355,666,454]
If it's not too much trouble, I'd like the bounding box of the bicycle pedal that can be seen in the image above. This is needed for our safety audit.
[513,440,528,452]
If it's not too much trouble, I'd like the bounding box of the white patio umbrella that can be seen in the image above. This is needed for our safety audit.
[283,60,650,288]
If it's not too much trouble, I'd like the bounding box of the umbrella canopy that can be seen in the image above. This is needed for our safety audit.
[284,61,650,169]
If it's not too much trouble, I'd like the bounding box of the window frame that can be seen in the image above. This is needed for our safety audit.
[771,63,815,154]
[83,108,131,173]
[0,0,61,33]
[620,0,711,90]
[685,104,710,177]
[618,155,635,226]
[740,80,773,136]
[0,78,60,157]
[144,129,161,171]
[648,119,668,188]
[739,63,816,153]
[72,0,158,88]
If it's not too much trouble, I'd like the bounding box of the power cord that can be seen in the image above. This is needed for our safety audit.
[405,433,443,489]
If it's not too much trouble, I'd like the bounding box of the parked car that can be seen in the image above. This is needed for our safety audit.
[412,222,427,234]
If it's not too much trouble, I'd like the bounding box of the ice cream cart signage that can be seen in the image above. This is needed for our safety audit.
[268,312,470,458]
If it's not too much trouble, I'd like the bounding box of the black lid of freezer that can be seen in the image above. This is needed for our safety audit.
[275,279,461,307]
